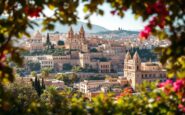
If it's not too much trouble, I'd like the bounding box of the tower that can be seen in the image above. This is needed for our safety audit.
[68,26,74,38]
[79,26,85,39]
[124,52,131,62]
[124,51,141,89]
[124,52,131,81]
[45,33,53,50]
[133,51,141,71]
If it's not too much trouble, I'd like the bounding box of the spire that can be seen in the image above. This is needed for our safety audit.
[46,33,51,44]
[133,51,141,62]
[68,27,73,38]
[79,26,85,38]
[80,26,84,33]
[125,52,131,61]
[69,26,73,33]
[45,33,54,50]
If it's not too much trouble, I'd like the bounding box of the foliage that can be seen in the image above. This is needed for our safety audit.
[31,76,45,96]
[26,61,41,72]
[90,48,98,52]
[31,71,37,77]
[22,48,70,56]
[41,68,53,78]
[81,64,99,73]
[55,73,79,86]
[57,40,65,45]
[1,82,40,115]
[72,66,82,72]
[86,76,105,80]
[63,63,73,71]
[129,47,158,62]
[16,68,27,76]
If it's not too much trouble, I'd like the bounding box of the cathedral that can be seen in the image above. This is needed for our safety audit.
[65,26,88,52]
[124,52,166,89]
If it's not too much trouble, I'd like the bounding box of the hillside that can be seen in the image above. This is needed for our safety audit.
[28,18,109,33]
[95,30,139,39]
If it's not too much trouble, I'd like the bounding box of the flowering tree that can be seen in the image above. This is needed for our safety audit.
[0,0,185,114]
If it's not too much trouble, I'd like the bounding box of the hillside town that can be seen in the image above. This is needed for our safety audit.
[17,26,168,99]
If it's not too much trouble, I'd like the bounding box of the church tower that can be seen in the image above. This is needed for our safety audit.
[124,52,131,80]
[133,51,141,71]
[124,51,141,90]
[68,27,74,39]
[124,52,131,62]
[79,26,85,39]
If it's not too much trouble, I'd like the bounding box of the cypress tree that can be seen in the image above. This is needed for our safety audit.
[41,78,46,90]
[37,79,41,96]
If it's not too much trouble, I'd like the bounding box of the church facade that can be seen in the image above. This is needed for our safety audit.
[124,52,167,89]
[65,26,88,53]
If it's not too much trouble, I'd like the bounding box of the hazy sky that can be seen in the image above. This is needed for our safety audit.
[44,3,147,31]
[77,3,147,31]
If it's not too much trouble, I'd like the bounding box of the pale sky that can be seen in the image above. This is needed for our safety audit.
[44,3,147,31]
[77,3,147,31]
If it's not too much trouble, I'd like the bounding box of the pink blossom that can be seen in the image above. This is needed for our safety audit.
[146,7,152,14]
[182,98,185,102]
[158,79,173,88]
[144,26,152,33]
[139,31,149,39]
[153,1,164,13]
[156,96,161,101]
[178,104,185,112]
[173,79,184,92]
[158,16,166,29]
[166,79,173,84]
[149,17,157,26]
[139,26,152,39]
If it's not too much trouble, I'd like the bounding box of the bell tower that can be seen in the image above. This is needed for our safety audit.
[133,51,141,71]
[79,26,85,39]
[68,26,74,39]
[124,51,142,90]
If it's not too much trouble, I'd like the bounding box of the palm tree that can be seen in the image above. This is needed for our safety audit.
[41,68,50,78]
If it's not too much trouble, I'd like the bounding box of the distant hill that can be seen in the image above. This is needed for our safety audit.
[97,30,139,35]
[28,18,109,33]
[95,30,139,38]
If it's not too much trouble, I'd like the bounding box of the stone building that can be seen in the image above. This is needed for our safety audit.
[26,31,44,52]
[124,52,166,89]
[65,26,88,52]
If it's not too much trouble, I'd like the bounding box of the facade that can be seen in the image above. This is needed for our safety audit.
[65,26,88,52]
[79,77,128,94]
[80,80,105,94]
[98,61,111,73]
[79,52,91,68]
[124,52,166,89]
[26,31,44,52]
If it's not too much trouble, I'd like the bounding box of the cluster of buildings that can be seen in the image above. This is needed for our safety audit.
[22,27,167,98]
[24,26,126,73]
[75,51,166,99]
[121,36,170,49]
